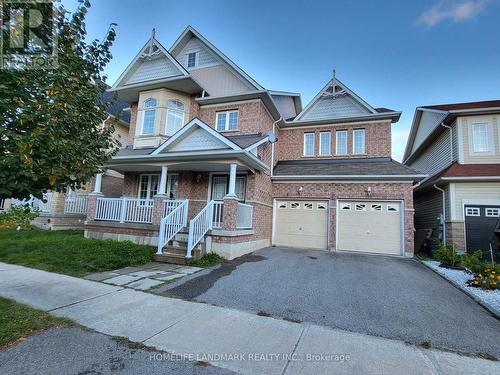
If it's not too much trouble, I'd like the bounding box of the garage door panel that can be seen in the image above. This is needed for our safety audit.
[274,200,328,250]
[337,201,402,255]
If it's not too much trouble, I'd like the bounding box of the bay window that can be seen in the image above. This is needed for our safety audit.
[165,99,185,135]
[142,98,157,135]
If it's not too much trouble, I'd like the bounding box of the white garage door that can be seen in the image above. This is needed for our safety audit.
[337,201,402,255]
[274,200,328,249]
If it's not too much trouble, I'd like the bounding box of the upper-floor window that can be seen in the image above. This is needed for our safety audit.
[353,129,366,154]
[187,52,197,68]
[471,123,490,153]
[142,98,157,135]
[303,133,315,156]
[216,110,238,131]
[319,132,331,156]
[165,99,185,135]
[336,130,347,155]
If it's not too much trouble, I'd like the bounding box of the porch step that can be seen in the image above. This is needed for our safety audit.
[154,248,203,265]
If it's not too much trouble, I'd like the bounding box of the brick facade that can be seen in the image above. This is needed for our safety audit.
[276,121,392,161]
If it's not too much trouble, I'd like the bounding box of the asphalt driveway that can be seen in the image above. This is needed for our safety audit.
[164,247,500,357]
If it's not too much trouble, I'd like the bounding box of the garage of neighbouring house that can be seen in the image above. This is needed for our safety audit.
[273,200,329,250]
[336,200,403,256]
[464,205,500,257]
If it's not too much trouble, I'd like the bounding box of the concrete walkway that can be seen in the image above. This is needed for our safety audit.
[0,262,498,375]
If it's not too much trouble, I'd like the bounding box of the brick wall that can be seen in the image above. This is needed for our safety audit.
[275,121,392,161]
[127,103,138,146]
[273,182,415,253]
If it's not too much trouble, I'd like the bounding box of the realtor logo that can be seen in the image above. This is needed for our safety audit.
[0,0,58,69]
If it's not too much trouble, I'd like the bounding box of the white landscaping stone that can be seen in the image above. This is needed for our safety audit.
[126,278,164,291]
[424,261,500,314]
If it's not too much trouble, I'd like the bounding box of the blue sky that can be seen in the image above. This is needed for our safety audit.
[62,0,500,161]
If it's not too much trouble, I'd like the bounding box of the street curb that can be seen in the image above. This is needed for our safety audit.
[421,261,500,320]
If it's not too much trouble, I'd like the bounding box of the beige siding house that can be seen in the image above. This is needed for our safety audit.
[403,101,500,258]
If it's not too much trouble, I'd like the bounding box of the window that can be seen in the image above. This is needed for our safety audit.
[142,98,157,135]
[211,175,246,201]
[471,123,490,152]
[371,204,382,211]
[465,207,480,216]
[303,133,315,156]
[304,202,313,210]
[341,203,351,210]
[387,204,399,212]
[278,202,287,209]
[319,132,331,156]
[138,174,178,200]
[336,130,347,155]
[235,176,246,201]
[355,204,366,211]
[187,52,197,68]
[353,129,366,154]
[317,203,327,210]
[166,100,185,135]
[290,202,300,209]
[216,111,238,131]
[486,208,500,217]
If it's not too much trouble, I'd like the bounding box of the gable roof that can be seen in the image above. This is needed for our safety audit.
[169,26,263,92]
[403,100,500,163]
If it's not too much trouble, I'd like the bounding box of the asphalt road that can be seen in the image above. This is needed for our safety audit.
[0,327,235,375]
[164,247,500,358]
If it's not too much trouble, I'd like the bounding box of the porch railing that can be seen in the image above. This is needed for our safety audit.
[12,193,53,213]
[187,200,215,258]
[212,201,224,228]
[236,203,253,229]
[64,195,88,214]
[95,197,154,223]
[163,199,186,216]
[157,200,189,255]
[0,199,5,211]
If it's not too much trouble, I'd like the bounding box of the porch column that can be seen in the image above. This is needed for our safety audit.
[226,163,237,199]
[91,173,103,195]
[157,166,168,196]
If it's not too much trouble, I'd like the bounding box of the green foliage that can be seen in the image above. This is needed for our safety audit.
[0,206,39,230]
[0,230,155,277]
[189,252,225,267]
[0,297,74,347]
[433,243,464,268]
[0,0,120,200]
[461,250,484,274]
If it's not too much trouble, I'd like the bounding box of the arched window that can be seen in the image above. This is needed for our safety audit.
[142,98,157,135]
[165,99,185,135]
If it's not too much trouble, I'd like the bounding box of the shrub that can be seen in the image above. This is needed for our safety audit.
[467,268,499,290]
[433,243,464,268]
[0,206,39,230]
[189,252,225,267]
[461,250,484,274]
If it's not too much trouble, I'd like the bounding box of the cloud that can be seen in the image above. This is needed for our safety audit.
[417,0,486,27]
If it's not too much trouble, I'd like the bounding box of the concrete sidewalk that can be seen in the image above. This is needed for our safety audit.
[0,262,498,375]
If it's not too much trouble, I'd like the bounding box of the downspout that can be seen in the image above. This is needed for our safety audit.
[433,184,446,244]
[439,122,453,162]
[270,117,282,176]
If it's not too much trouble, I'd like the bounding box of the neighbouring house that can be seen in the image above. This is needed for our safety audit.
[403,100,500,259]
[84,26,423,262]
[2,95,130,230]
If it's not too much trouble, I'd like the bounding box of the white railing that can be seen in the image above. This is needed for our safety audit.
[212,201,224,228]
[12,193,52,213]
[64,195,88,214]
[187,200,215,258]
[163,199,186,217]
[236,203,253,229]
[95,197,154,223]
[157,200,189,255]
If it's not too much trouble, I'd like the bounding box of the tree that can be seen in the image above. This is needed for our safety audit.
[0,0,120,200]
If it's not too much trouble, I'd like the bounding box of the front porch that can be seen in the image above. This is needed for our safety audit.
[84,163,259,262]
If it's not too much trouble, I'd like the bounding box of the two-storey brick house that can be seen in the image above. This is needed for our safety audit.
[84,26,423,262]
[403,101,500,258]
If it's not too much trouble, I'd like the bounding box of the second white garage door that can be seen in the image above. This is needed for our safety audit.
[274,200,328,249]
[337,201,403,255]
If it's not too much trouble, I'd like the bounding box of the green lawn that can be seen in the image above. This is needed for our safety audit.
[0,297,74,347]
[0,229,155,277]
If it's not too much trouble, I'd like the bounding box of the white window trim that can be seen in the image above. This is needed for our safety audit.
[138,173,178,200]
[303,133,315,157]
[165,99,186,136]
[485,208,500,217]
[216,110,239,132]
[353,129,366,155]
[469,122,493,154]
[336,130,348,155]
[141,98,157,136]
[186,50,199,68]
[319,131,331,156]
[465,207,480,216]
